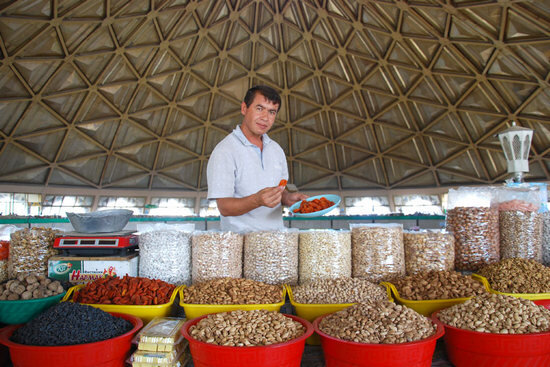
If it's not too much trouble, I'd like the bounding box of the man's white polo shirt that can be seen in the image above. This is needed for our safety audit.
[207,125,289,232]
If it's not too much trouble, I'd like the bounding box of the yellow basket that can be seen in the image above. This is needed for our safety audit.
[287,283,394,345]
[382,275,491,317]
[179,285,287,320]
[472,274,550,301]
[62,284,183,324]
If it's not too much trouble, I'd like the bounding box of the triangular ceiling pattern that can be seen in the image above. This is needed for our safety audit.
[0,0,547,193]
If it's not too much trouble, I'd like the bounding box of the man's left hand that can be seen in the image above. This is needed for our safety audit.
[282,191,308,207]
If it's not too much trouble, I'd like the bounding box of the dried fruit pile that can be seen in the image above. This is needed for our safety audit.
[73,275,176,305]
[293,197,334,214]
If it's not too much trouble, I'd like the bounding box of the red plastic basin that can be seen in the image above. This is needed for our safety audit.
[181,313,313,367]
[534,299,550,309]
[432,311,550,367]
[313,313,444,367]
[0,312,142,367]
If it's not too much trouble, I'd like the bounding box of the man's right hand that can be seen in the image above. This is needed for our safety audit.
[216,185,285,217]
[254,186,285,208]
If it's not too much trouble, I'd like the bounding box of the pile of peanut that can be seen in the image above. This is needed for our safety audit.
[392,271,487,300]
[291,278,387,304]
[477,258,550,293]
[189,309,305,346]
[319,302,437,344]
[438,293,550,334]
[182,278,282,304]
[0,274,64,300]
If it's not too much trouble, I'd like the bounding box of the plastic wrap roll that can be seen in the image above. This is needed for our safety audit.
[351,223,405,282]
[244,229,299,285]
[403,231,455,275]
[191,231,243,284]
[298,230,351,284]
[139,230,193,286]
[9,228,60,278]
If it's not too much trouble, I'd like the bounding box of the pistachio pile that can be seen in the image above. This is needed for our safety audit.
[319,302,437,344]
[477,258,550,294]
[393,271,487,300]
[291,278,387,304]
[189,309,305,346]
[182,278,282,304]
[439,293,550,334]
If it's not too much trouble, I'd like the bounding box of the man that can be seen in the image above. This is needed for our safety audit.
[206,85,307,232]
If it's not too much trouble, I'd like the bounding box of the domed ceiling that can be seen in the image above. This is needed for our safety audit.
[0,0,548,194]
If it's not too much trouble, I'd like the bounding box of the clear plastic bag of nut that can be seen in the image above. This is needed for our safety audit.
[137,223,195,286]
[9,227,62,278]
[191,230,243,284]
[0,225,18,283]
[495,186,543,262]
[244,228,299,285]
[446,187,500,271]
[403,230,455,275]
[298,229,351,284]
[351,223,405,283]
[543,211,550,266]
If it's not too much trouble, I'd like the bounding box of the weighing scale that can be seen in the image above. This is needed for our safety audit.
[54,230,139,256]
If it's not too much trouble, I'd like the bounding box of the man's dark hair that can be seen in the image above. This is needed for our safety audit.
[244,85,282,111]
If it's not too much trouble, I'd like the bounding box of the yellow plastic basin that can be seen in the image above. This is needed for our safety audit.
[63,284,182,324]
[179,285,287,320]
[382,275,490,317]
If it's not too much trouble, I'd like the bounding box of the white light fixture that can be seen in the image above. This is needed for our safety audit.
[497,121,534,183]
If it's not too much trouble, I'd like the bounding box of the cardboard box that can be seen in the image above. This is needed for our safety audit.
[48,253,139,284]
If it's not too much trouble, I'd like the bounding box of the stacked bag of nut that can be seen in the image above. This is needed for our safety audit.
[9,228,61,278]
[496,187,543,262]
[403,230,454,275]
[138,223,194,286]
[298,230,351,284]
[446,187,499,271]
[191,231,243,283]
[351,223,405,282]
[244,229,299,285]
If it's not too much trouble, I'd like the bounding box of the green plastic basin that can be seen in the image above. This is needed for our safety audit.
[0,292,66,325]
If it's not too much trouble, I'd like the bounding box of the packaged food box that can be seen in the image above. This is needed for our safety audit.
[137,317,187,352]
[48,254,138,284]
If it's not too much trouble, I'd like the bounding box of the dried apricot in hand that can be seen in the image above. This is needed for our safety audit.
[278,179,287,187]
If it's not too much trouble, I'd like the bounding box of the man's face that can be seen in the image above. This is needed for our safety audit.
[241,93,279,137]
